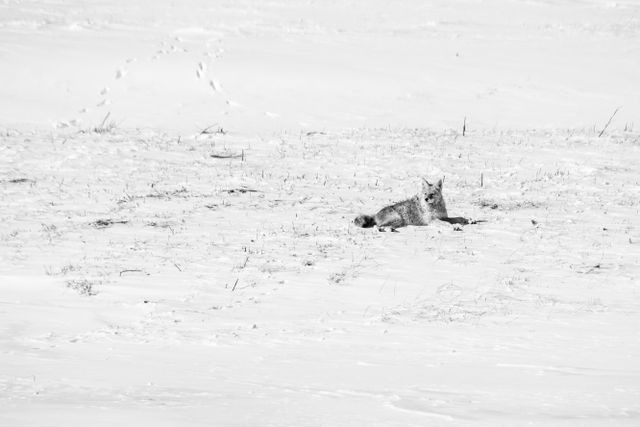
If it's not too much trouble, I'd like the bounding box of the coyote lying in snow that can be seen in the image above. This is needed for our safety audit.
[354,178,480,232]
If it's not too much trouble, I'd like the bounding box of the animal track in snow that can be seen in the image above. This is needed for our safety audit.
[196,62,207,79]
[115,68,127,79]
[155,48,167,56]
[209,79,222,92]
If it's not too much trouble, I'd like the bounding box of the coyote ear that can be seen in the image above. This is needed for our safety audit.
[436,178,443,189]
[422,177,431,187]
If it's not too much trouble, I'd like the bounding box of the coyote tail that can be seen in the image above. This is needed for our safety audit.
[354,214,376,228]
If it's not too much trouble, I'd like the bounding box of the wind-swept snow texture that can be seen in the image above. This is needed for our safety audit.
[1,0,640,426]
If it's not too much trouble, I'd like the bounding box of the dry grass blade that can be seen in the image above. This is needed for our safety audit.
[93,112,118,134]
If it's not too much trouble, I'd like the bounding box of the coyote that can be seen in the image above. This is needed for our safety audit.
[354,178,475,232]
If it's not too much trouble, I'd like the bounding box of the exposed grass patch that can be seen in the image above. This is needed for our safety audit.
[66,279,99,296]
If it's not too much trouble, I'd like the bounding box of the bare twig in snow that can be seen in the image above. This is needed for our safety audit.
[210,152,243,159]
[224,187,259,194]
[598,107,620,137]
[119,269,148,276]
[200,124,226,135]
[91,218,129,228]
[5,178,35,184]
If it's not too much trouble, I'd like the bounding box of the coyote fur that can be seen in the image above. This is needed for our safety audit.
[354,178,476,232]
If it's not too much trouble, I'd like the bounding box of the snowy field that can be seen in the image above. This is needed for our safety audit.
[1,1,640,426]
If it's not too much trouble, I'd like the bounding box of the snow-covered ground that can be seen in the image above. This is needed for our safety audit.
[1,0,639,133]
[1,1,640,426]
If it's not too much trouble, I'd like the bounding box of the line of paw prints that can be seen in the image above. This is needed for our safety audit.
[57,36,231,129]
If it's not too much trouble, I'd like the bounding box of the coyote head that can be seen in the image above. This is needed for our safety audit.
[421,178,445,207]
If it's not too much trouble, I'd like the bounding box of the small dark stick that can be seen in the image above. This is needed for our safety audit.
[598,107,620,137]
[480,172,483,187]
[231,278,239,291]
[462,117,467,136]
[119,269,145,276]
[99,112,111,130]
[210,153,243,159]
[200,124,225,135]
